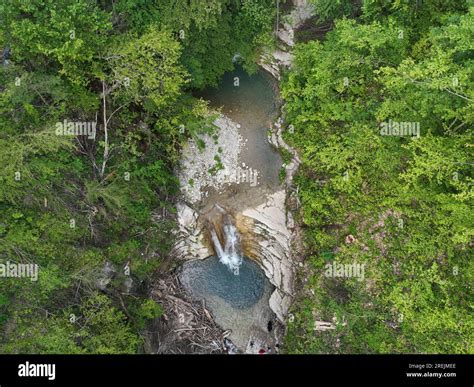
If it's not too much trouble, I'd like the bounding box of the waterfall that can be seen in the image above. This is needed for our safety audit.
[211,220,243,275]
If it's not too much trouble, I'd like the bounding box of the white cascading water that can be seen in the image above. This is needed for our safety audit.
[211,221,243,275]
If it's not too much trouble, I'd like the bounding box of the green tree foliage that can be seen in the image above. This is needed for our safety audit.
[0,0,275,353]
[2,294,141,354]
[107,28,188,110]
[0,0,112,85]
[309,0,358,22]
[114,0,275,88]
[284,4,473,354]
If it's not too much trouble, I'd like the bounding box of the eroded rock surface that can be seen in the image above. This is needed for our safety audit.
[259,0,315,79]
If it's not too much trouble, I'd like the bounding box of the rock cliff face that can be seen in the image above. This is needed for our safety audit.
[236,190,295,322]
[259,0,315,79]
[172,203,210,261]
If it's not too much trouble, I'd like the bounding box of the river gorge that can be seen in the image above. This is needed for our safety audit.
[172,64,299,353]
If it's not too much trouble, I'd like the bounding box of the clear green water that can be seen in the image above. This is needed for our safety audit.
[197,66,282,191]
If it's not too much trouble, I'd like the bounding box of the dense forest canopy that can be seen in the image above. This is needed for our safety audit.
[284,0,473,353]
[0,0,275,353]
